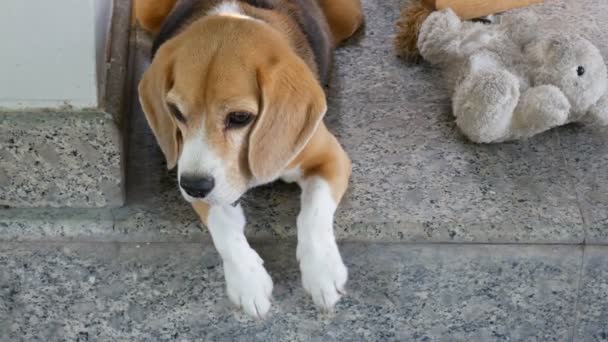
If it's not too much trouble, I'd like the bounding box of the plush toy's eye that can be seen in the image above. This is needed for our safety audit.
[577,66,586,76]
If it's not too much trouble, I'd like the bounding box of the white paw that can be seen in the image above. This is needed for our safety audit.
[223,250,273,318]
[297,241,348,311]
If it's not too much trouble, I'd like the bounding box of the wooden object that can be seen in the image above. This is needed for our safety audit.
[422,0,544,20]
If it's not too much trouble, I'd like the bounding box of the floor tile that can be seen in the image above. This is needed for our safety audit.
[0,242,582,341]
[560,127,608,244]
[574,246,608,341]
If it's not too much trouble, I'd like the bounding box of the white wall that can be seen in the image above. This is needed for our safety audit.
[0,0,113,110]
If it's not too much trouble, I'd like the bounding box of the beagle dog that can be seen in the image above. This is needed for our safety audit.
[135,0,363,318]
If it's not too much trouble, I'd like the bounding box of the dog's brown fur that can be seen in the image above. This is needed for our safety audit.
[134,0,178,33]
[135,0,363,220]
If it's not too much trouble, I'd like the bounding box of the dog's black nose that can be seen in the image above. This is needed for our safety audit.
[180,175,215,198]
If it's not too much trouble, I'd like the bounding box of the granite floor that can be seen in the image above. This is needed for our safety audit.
[2,0,607,244]
[2,0,608,340]
[1,242,607,342]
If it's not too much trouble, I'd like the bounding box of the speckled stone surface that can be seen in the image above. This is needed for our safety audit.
[561,127,608,245]
[0,242,585,341]
[574,247,608,341]
[0,112,124,208]
[0,0,131,209]
[0,208,115,242]
[2,0,607,243]
[535,0,608,246]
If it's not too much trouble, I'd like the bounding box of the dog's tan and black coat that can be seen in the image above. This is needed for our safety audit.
[135,0,363,318]
[151,0,334,83]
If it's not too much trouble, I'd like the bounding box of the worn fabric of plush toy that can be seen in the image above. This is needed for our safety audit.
[418,8,608,143]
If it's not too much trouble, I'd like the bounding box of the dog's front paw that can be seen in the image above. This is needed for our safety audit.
[223,250,273,319]
[297,241,348,311]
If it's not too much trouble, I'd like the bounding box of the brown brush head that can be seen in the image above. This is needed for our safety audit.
[394,1,434,62]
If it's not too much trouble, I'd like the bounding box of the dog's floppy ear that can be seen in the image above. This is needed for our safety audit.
[134,0,177,34]
[248,55,327,182]
[138,47,180,169]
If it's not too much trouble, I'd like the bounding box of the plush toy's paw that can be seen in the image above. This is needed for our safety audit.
[501,10,540,46]
[453,68,520,143]
[421,8,461,36]
[514,85,570,133]
[585,93,608,126]
[418,8,462,64]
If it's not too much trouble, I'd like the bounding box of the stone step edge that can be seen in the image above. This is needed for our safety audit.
[0,207,594,245]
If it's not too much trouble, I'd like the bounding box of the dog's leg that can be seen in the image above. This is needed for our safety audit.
[192,202,273,318]
[316,0,364,45]
[291,129,352,311]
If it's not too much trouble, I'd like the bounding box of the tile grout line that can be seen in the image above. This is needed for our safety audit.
[4,240,608,247]
[569,245,587,342]
[556,131,589,245]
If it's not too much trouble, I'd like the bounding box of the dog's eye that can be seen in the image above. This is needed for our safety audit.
[577,66,586,76]
[167,103,187,123]
[226,111,254,129]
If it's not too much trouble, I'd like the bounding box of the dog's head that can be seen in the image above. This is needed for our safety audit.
[139,15,326,206]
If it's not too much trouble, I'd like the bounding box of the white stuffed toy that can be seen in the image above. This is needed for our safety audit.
[417,8,608,143]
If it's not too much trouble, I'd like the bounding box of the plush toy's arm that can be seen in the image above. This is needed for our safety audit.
[453,72,570,143]
[453,63,521,143]
[451,50,572,143]
[417,8,463,65]
[584,93,608,126]
[511,85,571,139]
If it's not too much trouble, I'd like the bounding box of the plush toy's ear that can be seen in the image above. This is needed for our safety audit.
[524,36,557,68]
[138,47,181,169]
[248,54,327,183]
